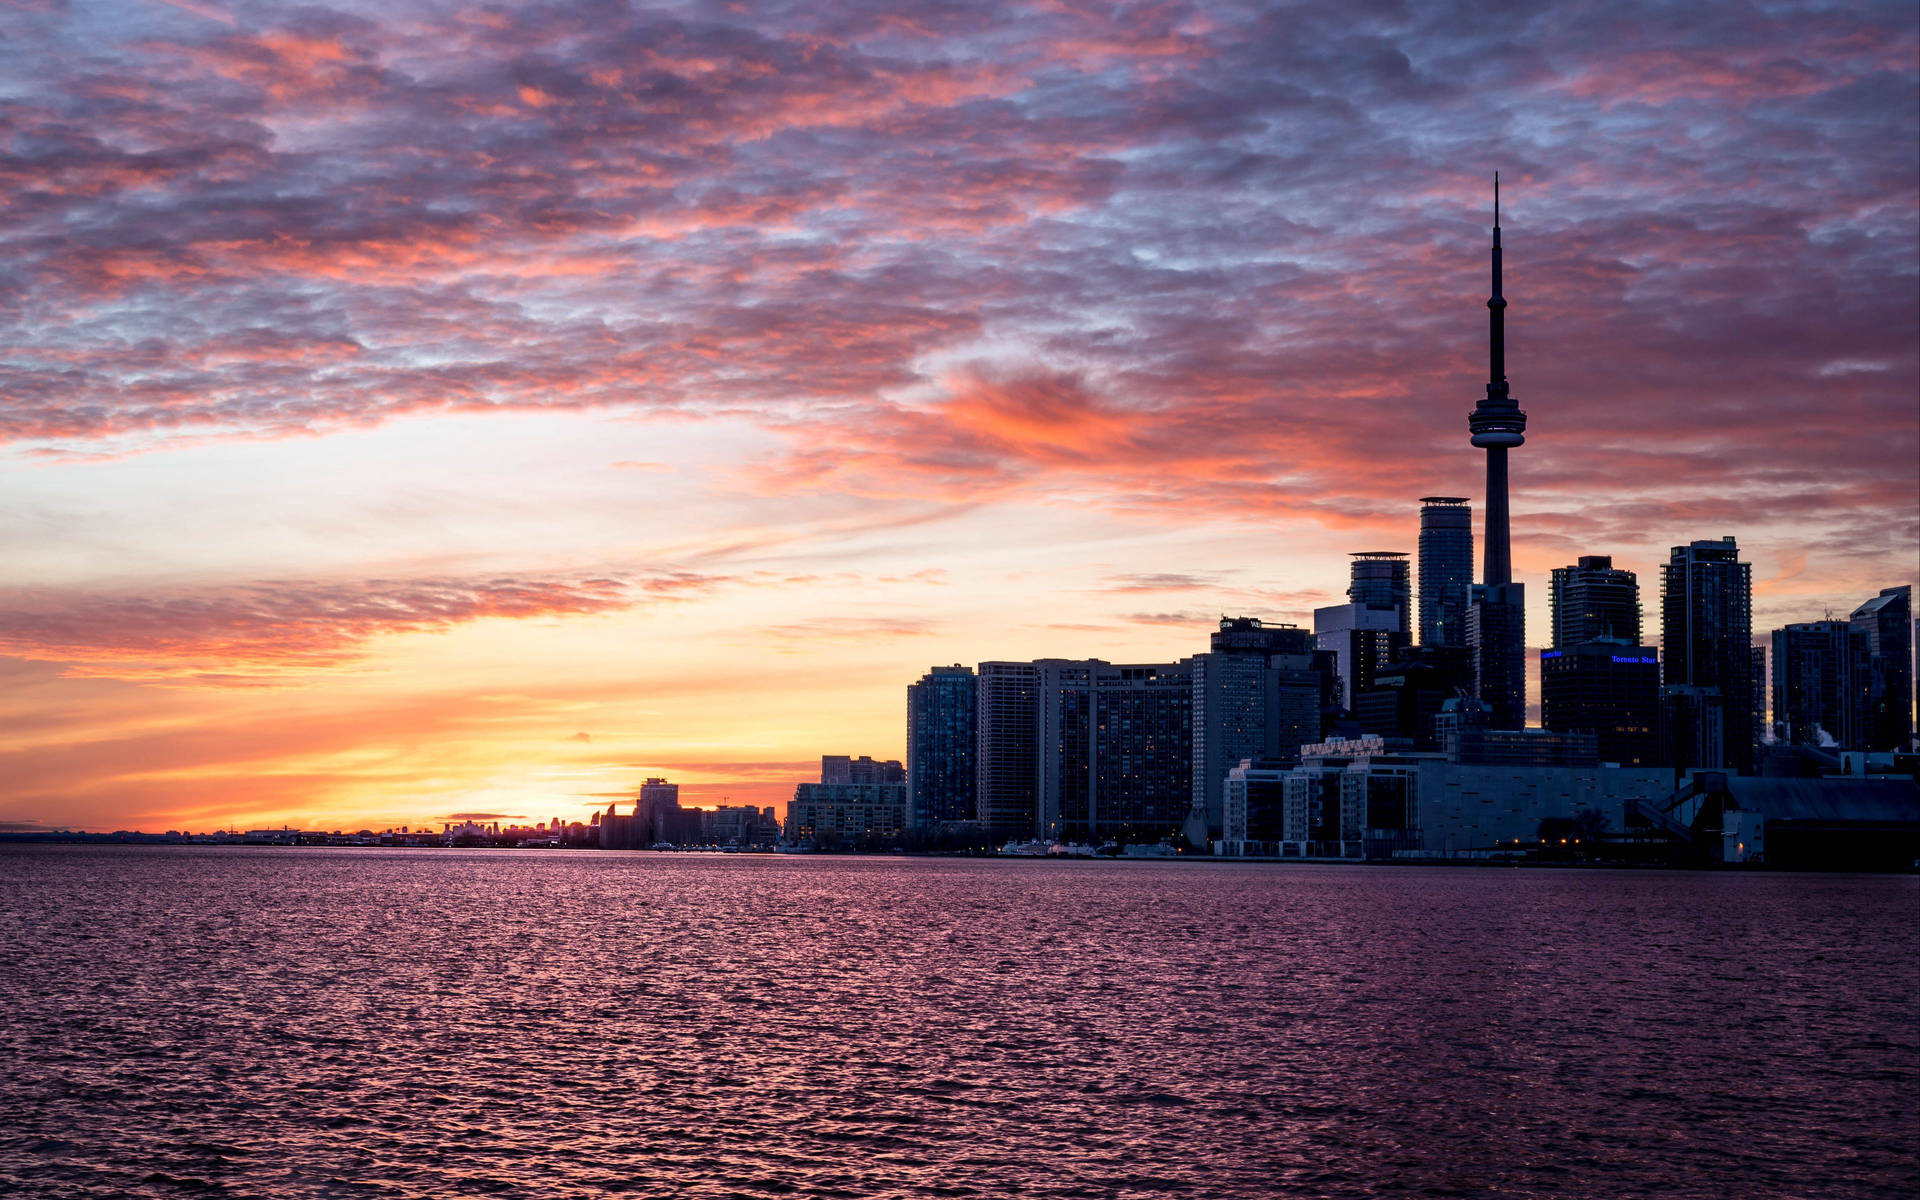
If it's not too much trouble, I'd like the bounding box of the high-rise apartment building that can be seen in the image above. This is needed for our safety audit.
[907,665,977,827]
[1347,552,1412,629]
[1850,585,1913,752]
[1661,537,1755,772]
[1771,621,1869,749]
[1190,617,1324,839]
[1550,556,1642,647]
[1539,557,1656,764]
[1036,659,1194,843]
[975,661,1041,836]
[1418,497,1473,648]
[1468,591,1526,730]
[1314,603,1409,714]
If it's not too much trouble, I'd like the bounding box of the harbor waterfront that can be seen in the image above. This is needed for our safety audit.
[2,845,1914,1199]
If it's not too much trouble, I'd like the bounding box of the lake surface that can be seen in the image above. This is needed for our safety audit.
[0,847,1914,1198]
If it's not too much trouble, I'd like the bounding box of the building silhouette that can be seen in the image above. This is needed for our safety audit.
[1550,556,1642,647]
[1190,617,1327,838]
[1316,553,1412,714]
[1539,556,1658,765]
[1466,176,1527,730]
[1771,620,1869,748]
[1541,642,1661,766]
[821,754,903,784]
[1354,645,1474,751]
[907,665,977,828]
[1468,596,1526,730]
[1850,585,1913,752]
[1418,497,1473,648]
[1036,659,1194,842]
[975,661,1041,836]
[1347,551,1412,629]
[788,782,908,846]
[599,777,692,848]
[1661,537,1756,772]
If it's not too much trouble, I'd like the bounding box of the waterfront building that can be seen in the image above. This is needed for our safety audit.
[1771,621,1869,749]
[907,665,978,829]
[703,804,778,847]
[786,782,908,846]
[630,777,701,845]
[1550,556,1642,647]
[1036,658,1194,842]
[1418,497,1474,649]
[821,754,904,784]
[639,777,678,809]
[1219,735,1676,860]
[1540,641,1661,766]
[976,660,1041,836]
[1190,617,1325,840]
[1220,758,1293,855]
[1661,537,1756,772]
[1466,176,1529,733]
[1218,737,1433,859]
[597,802,634,849]
[1850,586,1913,752]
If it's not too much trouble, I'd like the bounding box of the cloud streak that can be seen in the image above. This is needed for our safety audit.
[0,572,717,682]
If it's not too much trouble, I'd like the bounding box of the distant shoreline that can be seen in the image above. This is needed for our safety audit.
[5,836,1915,874]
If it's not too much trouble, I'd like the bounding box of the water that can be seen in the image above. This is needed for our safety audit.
[0,847,1914,1198]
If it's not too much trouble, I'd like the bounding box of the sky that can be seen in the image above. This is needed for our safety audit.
[1,0,1915,833]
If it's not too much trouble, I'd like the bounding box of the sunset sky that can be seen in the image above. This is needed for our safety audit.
[1,0,1914,832]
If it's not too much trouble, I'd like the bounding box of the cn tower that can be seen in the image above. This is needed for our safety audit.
[1465,174,1527,729]
[1468,172,1526,585]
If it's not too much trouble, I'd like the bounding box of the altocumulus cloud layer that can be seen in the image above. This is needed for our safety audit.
[0,0,1914,791]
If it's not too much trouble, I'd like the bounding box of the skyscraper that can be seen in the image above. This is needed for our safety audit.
[1661,537,1755,772]
[1316,551,1413,714]
[1314,604,1408,714]
[1770,621,1868,748]
[1466,176,1527,730]
[1036,659,1194,843]
[907,665,977,828]
[1549,556,1642,647]
[1348,552,1412,629]
[1190,617,1325,839]
[975,661,1040,836]
[1541,643,1661,766]
[1418,497,1473,648]
[1541,556,1656,765]
[1850,585,1913,752]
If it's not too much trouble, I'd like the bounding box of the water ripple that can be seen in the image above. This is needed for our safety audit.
[0,847,1915,1199]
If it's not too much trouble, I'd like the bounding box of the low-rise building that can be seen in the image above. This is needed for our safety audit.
[704,804,778,846]
[1219,734,1676,859]
[786,783,908,847]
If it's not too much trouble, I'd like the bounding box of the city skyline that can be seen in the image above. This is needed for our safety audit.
[2,0,1915,834]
